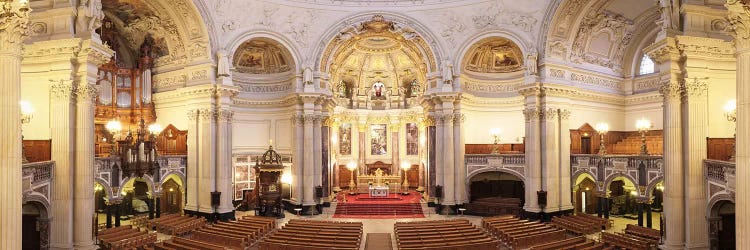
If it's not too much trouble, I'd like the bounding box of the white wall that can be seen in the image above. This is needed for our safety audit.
[569,102,626,131]
[20,75,51,140]
[707,75,736,138]
[232,111,293,155]
[462,103,525,144]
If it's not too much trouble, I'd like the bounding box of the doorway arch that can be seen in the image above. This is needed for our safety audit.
[161,175,184,214]
[22,201,49,250]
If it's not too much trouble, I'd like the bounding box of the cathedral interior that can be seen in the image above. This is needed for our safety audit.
[1,0,748,249]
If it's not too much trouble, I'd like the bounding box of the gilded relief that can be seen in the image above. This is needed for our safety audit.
[233,38,294,74]
[463,37,524,73]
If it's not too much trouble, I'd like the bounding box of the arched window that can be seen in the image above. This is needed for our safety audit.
[639,54,655,75]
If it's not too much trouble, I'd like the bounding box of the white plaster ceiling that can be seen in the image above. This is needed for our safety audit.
[604,0,654,19]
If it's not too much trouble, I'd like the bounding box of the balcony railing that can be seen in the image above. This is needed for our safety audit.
[23,160,54,184]
[465,154,525,166]
[570,154,663,169]
[704,159,735,184]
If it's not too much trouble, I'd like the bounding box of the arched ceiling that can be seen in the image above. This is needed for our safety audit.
[462,37,524,74]
[322,15,433,92]
[232,38,295,74]
[100,0,211,69]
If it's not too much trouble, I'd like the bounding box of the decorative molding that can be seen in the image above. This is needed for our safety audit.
[540,108,558,121]
[0,1,30,55]
[187,109,199,121]
[559,109,571,120]
[217,109,234,122]
[199,108,218,121]
[523,107,540,122]
[75,84,99,102]
[725,0,750,49]
[659,81,682,99]
[49,80,76,100]
[682,77,709,98]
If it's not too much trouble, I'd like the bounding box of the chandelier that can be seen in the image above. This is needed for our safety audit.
[116,118,161,177]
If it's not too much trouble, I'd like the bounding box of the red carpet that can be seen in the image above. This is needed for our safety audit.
[333,192,424,219]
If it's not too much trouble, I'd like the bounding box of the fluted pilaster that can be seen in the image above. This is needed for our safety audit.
[523,105,542,213]
[313,114,323,196]
[441,108,456,206]
[0,2,30,248]
[661,81,685,249]
[726,1,750,248]
[291,114,304,203]
[453,112,467,204]
[49,80,75,249]
[540,108,560,212]
[559,110,573,211]
[216,109,234,214]
[184,109,200,212]
[303,114,315,207]
[682,78,709,248]
[73,84,98,249]
[198,108,217,213]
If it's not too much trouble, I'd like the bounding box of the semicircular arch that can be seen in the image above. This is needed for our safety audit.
[604,173,639,196]
[454,31,534,76]
[95,177,115,200]
[226,31,303,75]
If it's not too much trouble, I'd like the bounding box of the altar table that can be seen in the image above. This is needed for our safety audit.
[369,186,389,197]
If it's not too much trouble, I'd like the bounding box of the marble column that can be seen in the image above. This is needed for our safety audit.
[74,40,111,248]
[661,82,685,248]
[441,100,456,210]
[646,202,653,228]
[358,121,367,173]
[0,3,28,249]
[198,108,217,214]
[522,105,541,214]
[292,114,304,203]
[184,110,200,212]
[155,197,161,218]
[434,114,444,199]
[453,112,467,205]
[540,108,560,212]
[49,80,75,249]
[313,113,323,200]
[113,202,121,227]
[682,78,709,248]
[216,109,234,217]
[105,204,112,228]
[390,121,399,176]
[637,202,644,226]
[726,2,750,248]
[559,110,573,212]
[303,113,315,209]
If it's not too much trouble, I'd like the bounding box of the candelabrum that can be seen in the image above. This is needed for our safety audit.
[635,118,652,156]
[401,162,410,191]
[490,128,501,154]
[595,123,609,156]
[346,161,357,192]
[20,100,33,163]
[724,100,737,161]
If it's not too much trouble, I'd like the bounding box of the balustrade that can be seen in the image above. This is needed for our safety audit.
[704,159,735,183]
[22,160,54,184]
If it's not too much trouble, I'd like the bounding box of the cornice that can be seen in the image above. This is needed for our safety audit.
[152,84,240,103]
[233,95,299,108]
[676,35,735,60]
[644,37,681,64]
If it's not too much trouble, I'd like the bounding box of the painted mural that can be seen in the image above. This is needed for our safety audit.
[339,123,352,155]
[370,124,387,155]
[406,123,419,155]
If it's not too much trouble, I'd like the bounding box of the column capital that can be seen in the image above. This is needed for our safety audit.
[291,114,304,126]
[76,39,114,67]
[681,77,709,98]
[0,0,31,55]
[217,109,234,122]
[726,0,750,50]
[452,113,465,124]
[75,84,98,103]
[644,37,680,64]
[559,109,571,120]
[523,107,541,122]
[187,109,199,121]
[660,81,683,100]
[50,80,77,100]
[198,108,217,121]
[303,114,316,124]
[540,108,558,121]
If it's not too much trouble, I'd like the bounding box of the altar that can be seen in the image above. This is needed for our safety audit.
[369,186,389,197]
[356,168,401,193]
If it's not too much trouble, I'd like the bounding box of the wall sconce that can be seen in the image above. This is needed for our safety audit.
[490,128,502,154]
[635,118,652,156]
[724,99,737,161]
[595,122,609,155]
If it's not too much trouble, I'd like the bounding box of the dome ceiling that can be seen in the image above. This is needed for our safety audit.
[463,37,524,74]
[233,38,294,74]
[326,16,431,94]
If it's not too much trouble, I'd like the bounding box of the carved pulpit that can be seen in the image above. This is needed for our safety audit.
[254,145,284,217]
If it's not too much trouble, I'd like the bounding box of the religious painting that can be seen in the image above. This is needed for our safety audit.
[339,123,352,155]
[370,124,387,155]
[233,38,293,74]
[406,123,419,155]
[463,37,524,73]
[233,156,256,200]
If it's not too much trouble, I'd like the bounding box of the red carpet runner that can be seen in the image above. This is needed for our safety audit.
[333,191,424,219]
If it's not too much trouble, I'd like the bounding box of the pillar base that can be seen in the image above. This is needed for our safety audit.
[440,205,455,215]
[183,209,235,222]
[303,205,321,215]
[522,209,573,222]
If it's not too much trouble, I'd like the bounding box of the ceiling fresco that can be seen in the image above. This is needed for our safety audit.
[463,37,524,74]
[233,38,294,74]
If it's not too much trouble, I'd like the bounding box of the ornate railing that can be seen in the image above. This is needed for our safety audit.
[465,154,525,165]
[23,160,54,184]
[704,159,735,183]
[570,154,663,169]
[95,155,187,189]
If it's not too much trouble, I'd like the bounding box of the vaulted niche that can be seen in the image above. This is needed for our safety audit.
[321,15,436,110]
[462,37,524,74]
[232,38,295,74]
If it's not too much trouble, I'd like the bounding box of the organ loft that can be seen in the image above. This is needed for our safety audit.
[1,0,748,249]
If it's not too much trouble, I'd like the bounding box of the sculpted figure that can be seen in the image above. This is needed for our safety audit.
[442,60,454,84]
[526,52,538,76]
[303,67,313,85]
[217,50,231,77]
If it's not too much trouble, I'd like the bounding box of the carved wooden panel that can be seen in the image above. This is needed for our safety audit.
[366,161,392,175]
[406,165,419,188]
[707,138,734,161]
[155,124,188,155]
[23,140,51,163]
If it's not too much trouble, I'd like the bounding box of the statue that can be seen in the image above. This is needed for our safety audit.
[85,0,104,32]
[217,50,231,77]
[526,52,538,76]
[337,80,347,98]
[373,81,385,97]
[303,67,313,85]
[409,79,421,97]
[442,60,454,84]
